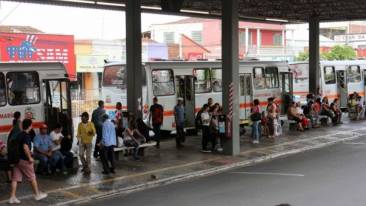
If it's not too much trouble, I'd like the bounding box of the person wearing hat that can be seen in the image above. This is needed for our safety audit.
[77,112,96,175]
[100,114,116,175]
[33,124,64,175]
[174,97,185,148]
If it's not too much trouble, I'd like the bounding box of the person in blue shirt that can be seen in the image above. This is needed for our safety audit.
[33,124,65,175]
[174,98,185,149]
[100,114,116,175]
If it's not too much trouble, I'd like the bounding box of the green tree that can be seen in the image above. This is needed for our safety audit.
[295,45,357,61]
[295,51,309,61]
[322,45,356,60]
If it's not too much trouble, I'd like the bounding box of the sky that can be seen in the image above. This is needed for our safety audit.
[0,1,185,40]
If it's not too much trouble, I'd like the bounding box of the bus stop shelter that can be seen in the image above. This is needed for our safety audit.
[9,0,366,155]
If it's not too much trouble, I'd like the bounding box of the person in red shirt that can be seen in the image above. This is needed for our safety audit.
[149,97,164,148]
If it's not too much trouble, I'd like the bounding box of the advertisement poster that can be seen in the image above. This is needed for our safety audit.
[0,32,76,80]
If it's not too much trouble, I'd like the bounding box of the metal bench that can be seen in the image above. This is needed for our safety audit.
[114,141,157,160]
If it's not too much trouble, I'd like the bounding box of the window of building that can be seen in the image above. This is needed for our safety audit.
[253,67,266,89]
[265,67,279,88]
[152,69,175,96]
[347,65,361,83]
[324,66,336,84]
[191,31,203,44]
[163,32,175,44]
[7,72,40,105]
[0,73,6,106]
[273,33,282,46]
[194,68,211,93]
[211,68,222,92]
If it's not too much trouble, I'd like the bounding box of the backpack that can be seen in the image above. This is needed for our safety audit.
[195,110,203,129]
[7,132,21,166]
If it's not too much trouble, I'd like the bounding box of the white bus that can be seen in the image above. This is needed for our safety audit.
[0,62,73,142]
[102,61,292,132]
[290,60,366,109]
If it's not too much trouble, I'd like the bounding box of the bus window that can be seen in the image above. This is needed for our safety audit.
[194,68,211,93]
[324,66,336,84]
[253,67,266,89]
[7,72,40,105]
[152,69,175,96]
[211,68,222,92]
[0,73,6,106]
[265,67,279,88]
[347,65,361,83]
[103,65,126,89]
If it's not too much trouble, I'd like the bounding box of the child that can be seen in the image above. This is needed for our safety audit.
[261,111,269,137]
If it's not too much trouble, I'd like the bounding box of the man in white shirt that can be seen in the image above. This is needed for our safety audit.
[49,123,66,173]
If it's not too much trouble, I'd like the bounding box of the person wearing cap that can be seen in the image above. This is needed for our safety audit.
[33,124,65,175]
[77,112,96,174]
[174,98,185,148]
[100,114,116,175]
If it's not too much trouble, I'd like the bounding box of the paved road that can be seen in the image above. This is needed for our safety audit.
[81,137,366,206]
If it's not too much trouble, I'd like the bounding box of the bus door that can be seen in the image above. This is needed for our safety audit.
[336,70,348,108]
[176,75,195,127]
[239,73,252,120]
[43,79,73,137]
[280,72,293,114]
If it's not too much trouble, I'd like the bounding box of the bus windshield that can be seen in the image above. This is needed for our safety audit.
[103,65,126,89]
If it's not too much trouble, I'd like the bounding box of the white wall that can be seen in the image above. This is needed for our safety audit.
[150,23,203,44]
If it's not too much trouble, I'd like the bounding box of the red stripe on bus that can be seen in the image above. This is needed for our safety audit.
[0,122,45,133]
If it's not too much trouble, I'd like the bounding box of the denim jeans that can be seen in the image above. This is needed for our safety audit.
[251,121,261,141]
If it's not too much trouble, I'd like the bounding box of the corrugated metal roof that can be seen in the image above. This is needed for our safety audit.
[7,0,366,22]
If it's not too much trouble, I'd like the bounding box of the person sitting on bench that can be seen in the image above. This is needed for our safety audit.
[287,101,304,131]
[123,120,146,160]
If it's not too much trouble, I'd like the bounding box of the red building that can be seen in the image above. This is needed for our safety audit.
[150,18,287,60]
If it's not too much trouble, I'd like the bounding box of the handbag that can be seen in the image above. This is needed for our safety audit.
[250,112,261,121]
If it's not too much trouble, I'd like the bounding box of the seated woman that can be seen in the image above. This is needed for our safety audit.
[330,98,342,124]
[320,97,335,124]
[287,101,304,131]
[123,120,147,160]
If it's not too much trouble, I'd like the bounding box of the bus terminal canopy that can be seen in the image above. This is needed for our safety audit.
[9,0,366,23]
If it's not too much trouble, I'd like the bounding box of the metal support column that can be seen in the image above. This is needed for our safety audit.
[222,0,240,156]
[309,16,320,95]
[126,0,143,118]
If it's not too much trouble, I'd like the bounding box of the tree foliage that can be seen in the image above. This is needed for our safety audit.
[295,45,357,61]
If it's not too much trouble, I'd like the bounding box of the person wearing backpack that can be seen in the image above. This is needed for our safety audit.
[9,119,47,204]
[149,97,164,148]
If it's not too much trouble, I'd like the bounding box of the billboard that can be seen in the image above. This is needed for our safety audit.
[0,33,76,80]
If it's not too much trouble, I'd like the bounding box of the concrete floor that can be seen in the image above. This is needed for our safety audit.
[86,136,366,206]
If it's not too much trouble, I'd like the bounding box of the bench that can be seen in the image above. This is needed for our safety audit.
[279,116,297,131]
[318,115,330,126]
[114,141,157,160]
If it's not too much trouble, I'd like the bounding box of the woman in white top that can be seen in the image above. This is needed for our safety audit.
[201,104,212,153]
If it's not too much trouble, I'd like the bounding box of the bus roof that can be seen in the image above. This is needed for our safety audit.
[104,60,289,67]
[0,62,67,73]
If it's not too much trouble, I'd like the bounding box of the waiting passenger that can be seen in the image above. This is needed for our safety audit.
[330,98,343,125]
[34,124,66,175]
[266,97,279,138]
[201,104,213,152]
[77,112,96,175]
[320,97,335,123]
[49,124,66,173]
[123,120,146,160]
[250,99,261,144]
[210,104,222,151]
[287,102,304,131]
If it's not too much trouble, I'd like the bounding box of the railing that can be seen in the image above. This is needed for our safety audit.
[71,89,101,118]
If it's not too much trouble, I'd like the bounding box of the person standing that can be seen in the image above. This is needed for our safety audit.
[250,99,261,144]
[201,104,212,152]
[92,100,106,158]
[77,112,96,175]
[174,98,185,149]
[149,97,164,148]
[9,119,47,204]
[100,114,116,175]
